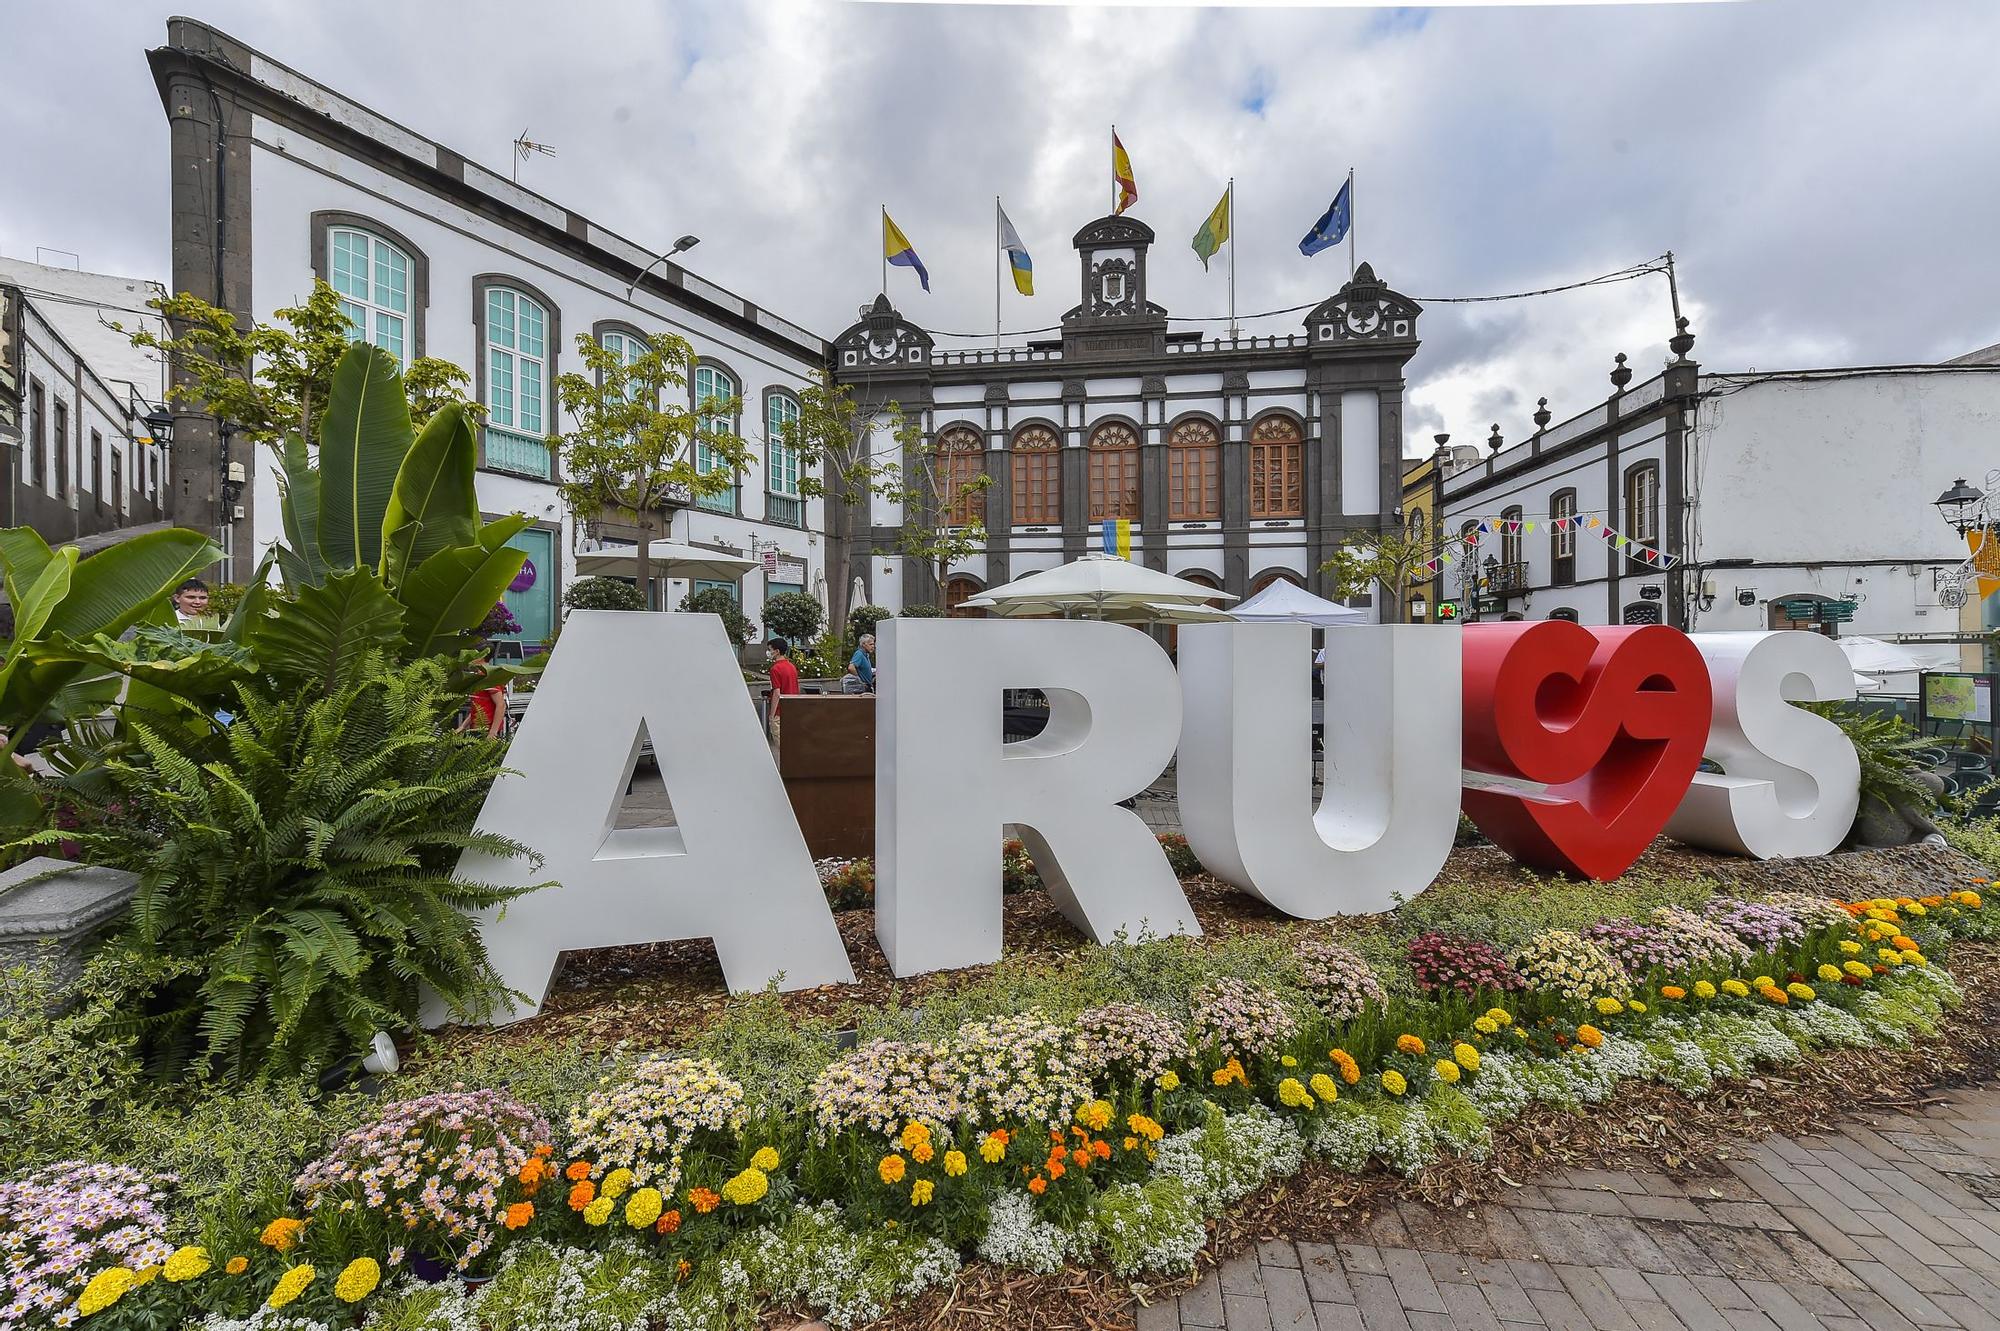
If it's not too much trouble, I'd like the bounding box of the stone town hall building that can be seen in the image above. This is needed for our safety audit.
[831,217,1422,616]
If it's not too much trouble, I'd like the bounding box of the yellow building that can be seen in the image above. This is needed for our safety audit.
[1401,451,1443,622]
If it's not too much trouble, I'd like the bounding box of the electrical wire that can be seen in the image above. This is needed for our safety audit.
[918,256,1672,340]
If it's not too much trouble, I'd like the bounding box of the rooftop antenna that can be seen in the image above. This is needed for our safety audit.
[512,129,556,184]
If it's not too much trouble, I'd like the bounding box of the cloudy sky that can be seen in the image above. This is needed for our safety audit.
[3,0,1996,453]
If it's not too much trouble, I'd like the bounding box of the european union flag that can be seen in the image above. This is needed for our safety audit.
[1299,179,1352,258]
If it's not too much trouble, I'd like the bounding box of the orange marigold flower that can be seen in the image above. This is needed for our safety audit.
[656,1209,682,1235]
[1329,1049,1361,1084]
[879,1154,907,1185]
[1072,1148,1092,1168]
[259,1218,305,1253]
[565,1160,593,1182]
[225,1257,249,1276]
[911,1141,935,1165]
[533,1143,554,1159]
[689,1188,720,1214]
[1395,1034,1426,1056]
[1028,1176,1048,1195]
[1047,1159,1066,1180]
[1124,1136,1139,1150]
[676,1259,692,1280]
[1575,1024,1604,1049]
[1092,1139,1111,1160]
[1660,985,1687,1000]
[568,1181,596,1211]
[504,1202,534,1231]
[1892,936,1919,952]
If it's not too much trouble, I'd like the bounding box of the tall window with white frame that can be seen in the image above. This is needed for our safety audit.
[1624,462,1660,568]
[328,228,411,364]
[484,288,551,478]
[766,393,803,526]
[693,365,738,514]
[1551,489,1576,586]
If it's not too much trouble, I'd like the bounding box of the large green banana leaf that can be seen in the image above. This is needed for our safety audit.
[0,527,56,615]
[397,517,530,659]
[277,435,329,589]
[317,344,413,572]
[380,403,478,585]
[224,550,280,646]
[43,528,220,641]
[38,631,256,710]
[249,567,407,696]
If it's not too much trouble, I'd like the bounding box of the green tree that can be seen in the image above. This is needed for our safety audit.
[763,591,825,644]
[783,372,991,624]
[1319,522,1466,622]
[550,332,749,611]
[121,280,479,448]
[564,576,646,612]
[679,586,753,648]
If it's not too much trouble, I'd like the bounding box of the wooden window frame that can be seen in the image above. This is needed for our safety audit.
[1167,417,1221,521]
[1087,421,1141,522]
[1248,414,1303,519]
[1010,424,1061,525]
[936,426,986,527]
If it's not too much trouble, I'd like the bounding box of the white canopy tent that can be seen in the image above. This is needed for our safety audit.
[1835,635,1963,697]
[961,554,1237,621]
[1226,578,1371,626]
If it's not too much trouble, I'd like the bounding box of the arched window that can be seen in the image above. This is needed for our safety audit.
[1249,415,1303,519]
[1167,418,1220,521]
[1250,568,1304,595]
[1550,488,1577,586]
[937,426,986,527]
[1500,506,1523,569]
[766,392,803,526]
[483,286,551,478]
[1624,461,1661,546]
[945,575,987,618]
[1406,506,1427,539]
[1547,607,1578,622]
[329,227,412,364]
[693,363,738,514]
[1011,424,1061,525]
[1088,421,1140,521]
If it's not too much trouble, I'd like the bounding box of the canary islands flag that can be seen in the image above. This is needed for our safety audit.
[883,210,929,292]
[1192,184,1231,270]
[997,201,1033,296]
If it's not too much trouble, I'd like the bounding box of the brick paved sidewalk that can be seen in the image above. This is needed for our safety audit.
[1147,1084,2000,1331]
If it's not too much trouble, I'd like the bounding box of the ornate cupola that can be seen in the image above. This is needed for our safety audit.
[1061,215,1169,359]
[832,292,933,376]
[1302,262,1421,348]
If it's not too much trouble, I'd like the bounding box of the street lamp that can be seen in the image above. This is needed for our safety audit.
[624,235,701,300]
[1935,477,1985,537]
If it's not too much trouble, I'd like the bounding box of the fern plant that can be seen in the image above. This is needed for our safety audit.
[26,656,536,1084]
[1804,702,1940,814]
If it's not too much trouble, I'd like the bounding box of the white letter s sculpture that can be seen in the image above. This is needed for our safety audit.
[1665,630,1860,859]
[874,617,1197,974]
[448,611,855,1023]
[1177,622,1462,916]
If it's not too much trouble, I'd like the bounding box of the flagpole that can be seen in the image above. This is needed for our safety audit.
[994,196,1002,353]
[1227,178,1237,342]
[1347,167,1356,281]
[880,204,887,297]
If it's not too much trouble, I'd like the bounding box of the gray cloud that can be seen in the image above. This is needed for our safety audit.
[3,0,1994,458]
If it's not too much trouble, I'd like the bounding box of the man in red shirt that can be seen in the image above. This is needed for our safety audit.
[767,637,801,749]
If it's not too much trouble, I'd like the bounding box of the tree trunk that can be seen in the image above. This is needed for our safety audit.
[636,513,654,612]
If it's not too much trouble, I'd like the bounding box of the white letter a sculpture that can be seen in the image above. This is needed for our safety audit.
[450,610,855,1024]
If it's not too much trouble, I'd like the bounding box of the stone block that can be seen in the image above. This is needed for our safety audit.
[0,857,137,994]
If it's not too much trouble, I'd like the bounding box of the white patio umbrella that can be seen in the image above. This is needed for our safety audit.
[575,542,757,585]
[967,595,1237,624]
[1227,578,1371,626]
[962,553,1237,619]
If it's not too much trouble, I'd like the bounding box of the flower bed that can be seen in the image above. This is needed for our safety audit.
[4,885,1992,1331]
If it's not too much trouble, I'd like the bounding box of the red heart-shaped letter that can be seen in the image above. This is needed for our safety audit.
[1461,621,1711,880]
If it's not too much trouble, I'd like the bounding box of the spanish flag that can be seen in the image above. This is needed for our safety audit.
[883,210,930,292]
[1112,131,1138,215]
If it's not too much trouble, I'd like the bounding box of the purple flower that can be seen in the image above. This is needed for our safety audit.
[1406,932,1526,997]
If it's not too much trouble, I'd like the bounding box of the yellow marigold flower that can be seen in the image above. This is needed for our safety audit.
[1721,979,1750,998]
[1954,891,1980,907]
[1310,1073,1340,1102]
[1844,960,1873,978]
[267,1264,315,1310]
[979,1133,1008,1164]
[1473,1016,1499,1035]
[879,1154,907,1184]
[1661,986,1687,1001]
[1212,1057,1247,1087]
[1878,948,1902,964]
[1818,964,1843,982]
[1396,1034,1426,1056]
[1839,940,1863,954]
[1125,1136,1139,1150]
[1630,1000,1648,1013]
[225,1257,249,1276]
[944,1150,968,1177]
[1330,1049,1361,1084]
[1280,1055,1298,1067]
[900,1121,932,1152]
[1454,1042,1480,1072]
[1593,997,1623,1015]
[601,1167,634,1201]
[625,1187,664,1229]
[1693,980,1718,999]
[722,1167,770,1206]
[78,1268,138,1317]
[583,1196,616,1226]
[750,1146,780,1172]
[911,1179,935,1206]
[1127,1113,1165,1142]
[1576,1024,1604,1049]
[1486,1008,1514,1026]
[1901,949,1926,966]
[163,1246,210,1283]
[1277,1077,1316,1109]
[334,1258,380,1304]
[259,1217,304,1253]
[1434,1059,1462,1084]
[1904,903,1928,917]
[1078,1100,1114,1131]
[1753,975,1774,988]
[1787,983,1816,1001]
[1381,1069,1408,1096]
[1158,1070,1181,1092]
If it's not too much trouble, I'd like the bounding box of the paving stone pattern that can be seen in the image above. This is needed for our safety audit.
[1145,1084,2000,1331]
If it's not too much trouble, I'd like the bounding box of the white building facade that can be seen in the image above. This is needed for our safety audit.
[150,20,829,648]
[1435,337,2000,667]
[830,219,1420,614]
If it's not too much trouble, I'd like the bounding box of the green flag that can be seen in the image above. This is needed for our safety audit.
[1192,185,1231,270]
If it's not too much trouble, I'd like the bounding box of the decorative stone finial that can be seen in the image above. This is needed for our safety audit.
[1610,352,1633,392]
[1533,398,1551,431]
[1487,423,1504,455]
[1669,316,1696,361]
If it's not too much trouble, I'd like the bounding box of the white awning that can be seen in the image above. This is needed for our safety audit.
[575,543,757,584]
[1228,579,1371,626]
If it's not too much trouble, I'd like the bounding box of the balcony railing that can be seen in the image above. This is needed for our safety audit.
[766,493,804,527]
[484,427,552,480]
[1487,561,1530,594]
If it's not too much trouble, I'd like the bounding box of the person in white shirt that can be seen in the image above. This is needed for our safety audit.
[172,578,221,632]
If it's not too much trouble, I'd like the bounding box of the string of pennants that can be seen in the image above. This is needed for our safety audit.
[1419,513,1680,577]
